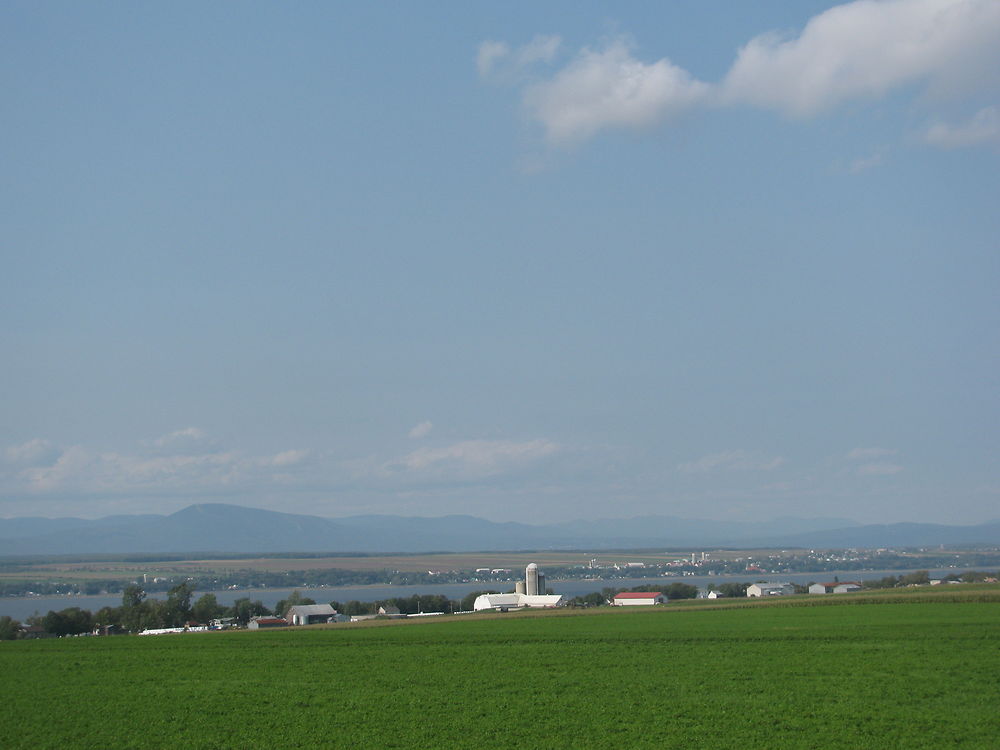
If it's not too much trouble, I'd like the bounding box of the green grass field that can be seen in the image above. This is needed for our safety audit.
[3,594,998,749]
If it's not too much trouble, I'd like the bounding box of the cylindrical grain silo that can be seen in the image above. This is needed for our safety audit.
[526,563,538,596]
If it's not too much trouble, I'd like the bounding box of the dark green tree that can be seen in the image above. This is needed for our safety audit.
[42,607,93,636]
[165,582,195,626]
[0,616,21,640]
[122,584,146,609]
[663,583,698,600]
[191,593,223,624]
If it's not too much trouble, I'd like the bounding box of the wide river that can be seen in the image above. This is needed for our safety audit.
[0,567,987,621]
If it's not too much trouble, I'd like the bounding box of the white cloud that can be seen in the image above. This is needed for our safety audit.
[408,421,434,439]
[923,105,1000,148]
[857,462,904,476]
[722,0,1000,116]
[847,447,898,460]
[397,439,559,476]
[483,1,1000,148]
[523,37,709,145]
[678,450,784,474]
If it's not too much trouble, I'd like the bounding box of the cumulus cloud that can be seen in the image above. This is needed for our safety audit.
[524,37,709,145]
[483,1,1000,147]
[678,450,785,474]
[923,105,1000,148]
[721,0,1000,116]
[408,421,434,439]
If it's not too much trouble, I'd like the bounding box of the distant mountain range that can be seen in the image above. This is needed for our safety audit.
[0,503,998,557]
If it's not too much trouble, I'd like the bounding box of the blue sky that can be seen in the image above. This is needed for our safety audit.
[2,1,998,524]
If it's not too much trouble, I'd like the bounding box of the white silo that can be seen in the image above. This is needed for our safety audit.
[525,563,538,596]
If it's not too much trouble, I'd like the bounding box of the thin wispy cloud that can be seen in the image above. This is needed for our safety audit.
[678,450,785,474]
[477,35,562,81]
[847,447,898,461]
[847,153,885,174]
[923,105,1000,149]
[857,462,905,476]
[4,438,61,468]
[397,439,559,476]
[2,432,310,496]
[846,447,904,477]
[408,421,434,439]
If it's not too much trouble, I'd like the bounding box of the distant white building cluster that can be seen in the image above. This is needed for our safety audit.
[473,563,564,611]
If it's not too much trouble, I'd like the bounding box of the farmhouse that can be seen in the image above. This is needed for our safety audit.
[611,592,666,606]
[286,604,338,625]
[809,582,862,594]
[746,582,794,597]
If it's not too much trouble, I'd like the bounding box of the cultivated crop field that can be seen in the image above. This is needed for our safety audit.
[3,595,998,749]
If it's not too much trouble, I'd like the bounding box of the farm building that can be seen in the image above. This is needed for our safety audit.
[746,583,794,597]
[378,605,404,617]
[611,592,666,606]
[809,582,862,594]
[248,617,288,630]
[707,590,726,599]
[473,593,564,611]
[473,563,564,611]
[285,604,338,625]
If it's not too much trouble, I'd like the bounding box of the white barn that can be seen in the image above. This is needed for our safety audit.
[473,593,564,611]
[286,604,337,625]
[809,582,862,594]
[746,583,794,598]
[611,592,666,606]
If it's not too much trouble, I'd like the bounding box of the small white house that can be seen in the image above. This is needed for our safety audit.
[611,592,666,606]
[746,583,794,598]
[707,590,726,599]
